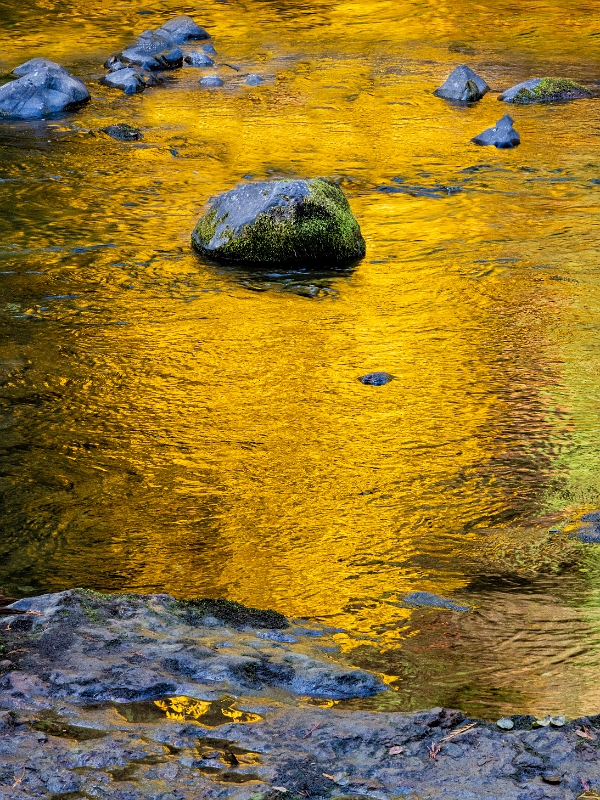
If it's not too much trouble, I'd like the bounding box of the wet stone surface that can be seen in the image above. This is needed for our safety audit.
[1,592,600,799]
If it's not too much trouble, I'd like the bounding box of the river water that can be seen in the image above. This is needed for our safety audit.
[2,0,600,720]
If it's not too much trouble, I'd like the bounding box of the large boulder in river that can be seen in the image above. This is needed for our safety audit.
[154,14,210,43]
[472,115,520,148]
[192,179,366,264]
[434,64,489,102]
[0,63,89,119]
[13,58,66,76]
[499,77,591,104]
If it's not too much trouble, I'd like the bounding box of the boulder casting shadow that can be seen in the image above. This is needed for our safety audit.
[191,178,366,267]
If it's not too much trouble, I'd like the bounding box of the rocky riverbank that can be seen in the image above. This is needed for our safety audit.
[1,590,599,800]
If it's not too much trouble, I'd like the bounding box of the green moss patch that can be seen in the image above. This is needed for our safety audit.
[173,597,289,629]
[514,77,591,104]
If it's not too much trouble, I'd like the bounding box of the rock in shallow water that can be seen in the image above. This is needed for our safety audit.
[121,31,183,70]
[200,75,224,87]
[192,178,366,264]
[434,64,489,102]
[154,14,210,43]
[100,68,147,95]
[0,63,89,120]
[102,123,144,141]
[359,372,394,385]
[499,77,591,103]
[472,115,520,148]
[184,51,214,67]
[13,58,66,76]
[246,73,263,86]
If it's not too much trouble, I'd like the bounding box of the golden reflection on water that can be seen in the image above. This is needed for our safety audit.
[1,0,600,717]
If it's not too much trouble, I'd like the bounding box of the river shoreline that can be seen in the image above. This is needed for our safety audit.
[0,590,598,800]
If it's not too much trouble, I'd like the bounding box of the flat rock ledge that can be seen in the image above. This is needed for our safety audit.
[1,590,599,800]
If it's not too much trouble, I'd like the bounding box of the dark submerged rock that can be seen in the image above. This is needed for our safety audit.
[176,597,289,629]
[359,371,394,385]
[246,73,263,86]
[402,591,469,611]
[0,64,89,120]
[184,51,214,67]
[192,178,366,265]
[102,123,144,141]
[472,115,520,148]
[434,64,489,102]
[100,68,146,94]
[200,75,224,87]
[154,14,210,43]
[499,77,592,103]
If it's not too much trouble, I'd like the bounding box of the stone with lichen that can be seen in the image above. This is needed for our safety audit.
[499,77,591,104]
[191,178,366,264]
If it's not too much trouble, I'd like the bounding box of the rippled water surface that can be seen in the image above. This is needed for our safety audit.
[2,0,600,720]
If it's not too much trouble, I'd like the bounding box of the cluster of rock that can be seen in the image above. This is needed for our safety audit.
[434,65,592,149]
[0,58,89,120]
[2,590,600,800]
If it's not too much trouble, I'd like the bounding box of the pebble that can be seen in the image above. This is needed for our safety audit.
[201,75,224,87]
[497,718,515,730]
[359,372,394,386]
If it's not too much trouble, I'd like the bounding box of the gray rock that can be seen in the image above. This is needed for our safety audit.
[184,51,214,67]
[402,592,469,611]
[575,511,600,542]
[107,59,126,72]
[121,32,183,70]
[13,58,66,76]
[192,178,366,264]
[200,75,224,87]
[359,372,394,385]
[434,64,489,102]
[246,73,263,86]
[0,64,89,120]
[472,115,520,148]
[100,68,146,95]
[154,14,210,43]
[498,77,591,104]
[203,43,217,55]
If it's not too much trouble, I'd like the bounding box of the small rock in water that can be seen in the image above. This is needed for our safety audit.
[100,68,146,95]
[203,43,217,55]
[550,716,566,727]
[497,718,515,730]
[121,33,183,70]
[184,51,214,67]
[472,115,520,149]
[201,75,224,87]
[154,14,210,43]
[402,591,469,611]
[448,42,476,55]
[434,64,489,102]
[13,58,66,76]
[533,716,551,727]
[101,123,143,141]
[0,63,89,120]
[246,73,263,86]
[359,372,394,386]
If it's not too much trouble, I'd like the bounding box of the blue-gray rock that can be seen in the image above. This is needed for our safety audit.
[154,14,210,43]
[434,64,489,102]
[359,372,394,386]
[575,511,600,542]
[203,43,217,55]
[200,75,224,87]
[0,64,89,120]
[472,115,520,148]
[121,31,183,70]
[246,73,263,86]
[499,78,541,103]
[13,58,66,76]
[192,178,366,264]
[184,51,214,67]
[100,68,146,95]
[402,592,469,611]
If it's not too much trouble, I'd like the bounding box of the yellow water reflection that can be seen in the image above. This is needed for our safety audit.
[1,0,600,717]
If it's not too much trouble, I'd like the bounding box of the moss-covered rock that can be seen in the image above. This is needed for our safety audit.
[174,597,289,629]
[191,178,366,265]
[499,77,591,104]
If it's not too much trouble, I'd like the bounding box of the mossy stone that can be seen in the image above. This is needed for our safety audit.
[174,597,289,629]
[500,77,591,104]
[191,178,366,265]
